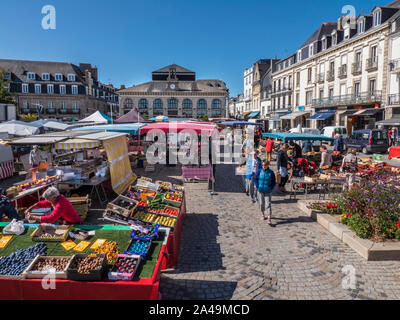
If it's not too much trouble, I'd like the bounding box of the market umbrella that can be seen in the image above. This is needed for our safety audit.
[78,111,113,124]
[0,120,40,136]
[31,120,71,131]
[220,121,263,126]
[150,116,169,122]
[115,108,145,123]
[139,121,218,136]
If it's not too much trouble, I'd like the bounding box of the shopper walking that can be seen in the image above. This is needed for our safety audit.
[255,160,276,225]
[334,134,345,153]
[277,144,290,194]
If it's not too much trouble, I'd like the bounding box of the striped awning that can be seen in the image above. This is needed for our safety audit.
[55,139,101,150]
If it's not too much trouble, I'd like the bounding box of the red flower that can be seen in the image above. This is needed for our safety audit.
[396,222,400,230]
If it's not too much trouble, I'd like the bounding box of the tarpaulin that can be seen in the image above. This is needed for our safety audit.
[55,139,101,150]
[102,135,136,194]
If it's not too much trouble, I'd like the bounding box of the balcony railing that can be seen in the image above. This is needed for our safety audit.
[390,59,400,73]
[59,109,68,114]
[46,108,56,114]
[21,108,31,114]
[366,57,378,71]
[338,65,347,78]
[317,73,325,83]
[312,90,382,108]
[327,70,335,82]
[388,94,400,106]
[352,62,362,75]
[71,109,80,114]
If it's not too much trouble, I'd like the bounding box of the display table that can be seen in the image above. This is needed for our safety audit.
[0,224,168,300]
[389,147,400,160]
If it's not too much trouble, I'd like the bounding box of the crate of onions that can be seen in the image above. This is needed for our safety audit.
[67,253,108,282]
[24,256,73,280]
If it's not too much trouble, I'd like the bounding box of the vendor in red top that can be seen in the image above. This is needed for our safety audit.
[25,187,82,225]
[264,138,275,163]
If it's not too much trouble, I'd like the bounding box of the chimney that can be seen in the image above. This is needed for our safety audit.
[85,70,92,96]
[337,16,343,30]
[91,66,98,81]
[120,85,126,90]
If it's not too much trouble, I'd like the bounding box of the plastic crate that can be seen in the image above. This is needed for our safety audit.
[124,239,152,258]
[108,254,142,281]
[67,253,108,282]
[130,225,159,241]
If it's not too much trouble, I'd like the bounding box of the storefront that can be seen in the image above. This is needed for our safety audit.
[340,107,384,135]
[280,111,311,131]
[307,110,336,130]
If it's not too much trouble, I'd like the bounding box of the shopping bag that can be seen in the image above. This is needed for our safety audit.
[275,171,282,185]
[3,219,25,235]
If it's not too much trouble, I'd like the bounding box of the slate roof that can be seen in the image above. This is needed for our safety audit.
[300,22,338,48]
[385,0,400,8]
[152,64,195,74]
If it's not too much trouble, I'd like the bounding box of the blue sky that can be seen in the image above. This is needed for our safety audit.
[0,0,392,96]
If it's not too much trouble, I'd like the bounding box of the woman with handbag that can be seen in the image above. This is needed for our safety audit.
[276,144,290,194]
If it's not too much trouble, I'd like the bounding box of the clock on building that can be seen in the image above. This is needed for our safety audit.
[170,84,176,90]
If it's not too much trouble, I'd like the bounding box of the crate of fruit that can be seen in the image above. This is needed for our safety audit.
[156,180,173,191]
[24,255,73,279]
[67,253,108,282]
[172,184,184,192]
[124,239,152,258]
[103,208,130,226]
[130,224,159,241]
[108,195,138,218]
[152,215,177,230]
[31,224,71,242]
[132,210,157,224]
[108,254,142,281]
[163,192,183,208]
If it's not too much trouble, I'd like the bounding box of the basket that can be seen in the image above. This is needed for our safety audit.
[24,255,73,280]
[67,253,108,282]
[31,225,71,242]
[108,254,142,281]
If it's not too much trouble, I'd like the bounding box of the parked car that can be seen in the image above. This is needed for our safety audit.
[344,129,389,154]
[321,126,348,139]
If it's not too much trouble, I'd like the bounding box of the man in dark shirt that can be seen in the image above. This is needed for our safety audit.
[289,141,302,159]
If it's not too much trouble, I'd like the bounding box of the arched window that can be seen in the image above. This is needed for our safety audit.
[182,99,193,117]
[197,99,207,116]
[138,99,148,111]
[168,98,178,116]
[153,99,163,116]
[211,99,222,117]
[124,98,133,109]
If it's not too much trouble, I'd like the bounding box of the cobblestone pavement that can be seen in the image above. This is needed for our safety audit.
[157,163,400,300]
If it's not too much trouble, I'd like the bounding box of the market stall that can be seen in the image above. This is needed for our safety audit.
[389,147,400,160]
[0,223,169,300]
[103,177,186,269]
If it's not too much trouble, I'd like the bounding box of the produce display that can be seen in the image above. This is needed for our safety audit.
[104,209,129,224]
[8,175,61,194]
[131,225,159,241]
[108,254,141,281]
[30,257,71,272]
[0,243,47,278]
[156,180,173,191]
[68,254,105,274]
[165,193,182,202]
[153,215,176,228]
[137,200,148,208]
[113,198,137,211]
[125,239,152,257]
[31,225,70,242]
[172,184,184,192]
[94,241,119,264]
[163,207,179,218]
[134,211,157,223]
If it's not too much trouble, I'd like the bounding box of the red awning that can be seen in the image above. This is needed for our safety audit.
[139,121,218,136]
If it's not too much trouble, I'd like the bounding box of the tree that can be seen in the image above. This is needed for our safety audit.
[0,68,15,104]
[19,113,38,122]
[198,115,209,122]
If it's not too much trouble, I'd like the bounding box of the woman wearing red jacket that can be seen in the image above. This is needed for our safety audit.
[25,187,82,225]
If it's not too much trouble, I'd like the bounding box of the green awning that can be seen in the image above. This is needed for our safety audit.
[248,112,260,119]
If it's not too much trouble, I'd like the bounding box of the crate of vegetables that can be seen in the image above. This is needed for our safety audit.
[161,206,180,218]
[67,253,108,282]
[108,195,138,218]
[163,192,183,208]
[108,254,142,281]
[130,224,159,241]
[156,180,173,191]
[24,256,73,279]
[103,208,130,226]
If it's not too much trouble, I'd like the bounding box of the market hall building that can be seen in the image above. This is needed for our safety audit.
[117,64,229,119]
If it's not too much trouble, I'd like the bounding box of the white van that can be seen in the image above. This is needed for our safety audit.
[321,126,348,139]
[289,128,322,147]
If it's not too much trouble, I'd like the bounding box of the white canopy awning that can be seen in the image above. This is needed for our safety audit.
[280,111,311,120]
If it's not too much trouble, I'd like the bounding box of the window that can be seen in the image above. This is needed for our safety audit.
[288,95,292,106]
[138,99,148,111]
[288,75,292,89]
[35,84,41,94]
[47,84,54,94]
[329,87,334,98]
[358,19,365,33]
[308,68,312,84]
[67,74,76,82]
[373,10,382,27]
[354,82,361,96]
[124,98,134,109]
[369,78,376,93]
[297,51,301,62]
[168,98,178,110]
[61,102,67,110]
[371,45,378,62]
[182,99,193,116]
[60,85,66,95]
[332,33,337,46]
[322,37,326,50]
[356,51,362,63]
[22,84,29,93]
[306,91,313,105]
[319,89,324,99]
[23,102,29,109]
[296,93,299,106]
[55,73,63,81]
[197,99,207,116]
[41,73,50,81]
[296,72,300,87]
[212,99,222,110]
[48,102,54,109]
[72,102,78,110]
[72,85,78,95]
[27,72,35,80]
[309,44,313,57]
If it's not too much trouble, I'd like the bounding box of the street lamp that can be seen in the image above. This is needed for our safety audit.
[35,103,43,120]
